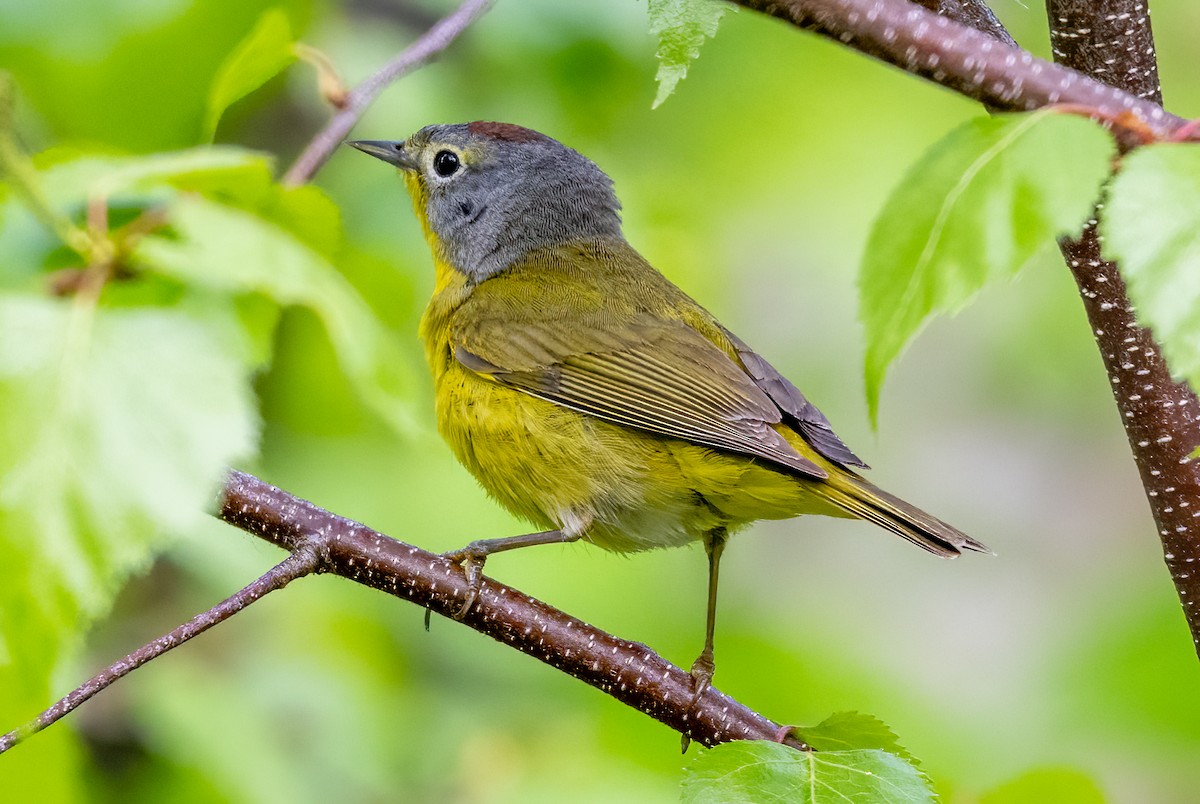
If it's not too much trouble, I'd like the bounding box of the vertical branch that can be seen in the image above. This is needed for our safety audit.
[1048,0,1163,103]
[1045,0,1200,655]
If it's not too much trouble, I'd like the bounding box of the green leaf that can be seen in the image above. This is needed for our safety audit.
[37,146,272,206]
[0,294,259,743]
[681,741,935,804]
[860,112,1114,425]
[203,8,296,141]
[1102,144,1200,394]
[3,145,414,429]
[980,767,1105,803]
[792,711,915,763]
[135,195,418,433]
[647,0,729,109]
[0,147,272,290]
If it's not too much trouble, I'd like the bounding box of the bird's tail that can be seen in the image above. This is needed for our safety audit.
[822,472,991,558]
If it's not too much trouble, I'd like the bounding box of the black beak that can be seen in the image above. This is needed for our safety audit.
[347,139,417,170]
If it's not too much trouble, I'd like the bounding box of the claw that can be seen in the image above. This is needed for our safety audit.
[442,546,487,619]
[680,650,715,753]
[688,651,714,707]
[437,529,575,621]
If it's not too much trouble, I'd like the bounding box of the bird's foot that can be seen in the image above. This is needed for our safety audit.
[689,652,714,705]
[441,543,489,619]
[680,650,715,753]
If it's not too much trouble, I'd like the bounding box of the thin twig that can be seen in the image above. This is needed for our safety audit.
[281,0,494,186]
[218,470,810,751]
[0,548,321,755]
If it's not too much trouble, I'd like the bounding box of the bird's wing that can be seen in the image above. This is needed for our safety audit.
[453,314,830,479]
[718,326,867,468]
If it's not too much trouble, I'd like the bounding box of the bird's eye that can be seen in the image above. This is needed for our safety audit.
[433,150,461,177]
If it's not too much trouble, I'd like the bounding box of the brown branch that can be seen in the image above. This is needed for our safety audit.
[0,548,320,754]
[1047,0,1162,104]
[2,471,809,754]
[218,470,808,749]
[1043,1,1200,656]
[281,0,494,186]
[731,0,1184,137]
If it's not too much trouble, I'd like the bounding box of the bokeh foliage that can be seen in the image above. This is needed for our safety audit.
[2,0,1199,801]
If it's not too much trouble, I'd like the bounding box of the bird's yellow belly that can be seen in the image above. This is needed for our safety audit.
[435,362,840,552]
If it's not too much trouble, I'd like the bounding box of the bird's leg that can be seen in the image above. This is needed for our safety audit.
[691,528,727,699]
[682,527,728,752]
[441,529,577,619]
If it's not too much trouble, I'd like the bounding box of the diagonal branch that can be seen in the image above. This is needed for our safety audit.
[730,0,1184,137]
[281,0,495,186]
[218,470,810,750]
[2,471,809,754]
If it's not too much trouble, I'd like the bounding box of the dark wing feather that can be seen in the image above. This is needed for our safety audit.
[719,326,867,468]
[454,318,829,479]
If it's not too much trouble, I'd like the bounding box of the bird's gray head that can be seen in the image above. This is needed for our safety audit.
[350,122,623,282]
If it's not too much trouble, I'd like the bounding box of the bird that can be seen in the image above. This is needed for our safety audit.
[349,122,989,704]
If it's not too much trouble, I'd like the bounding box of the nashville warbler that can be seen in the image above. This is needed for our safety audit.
[350,122,989,701]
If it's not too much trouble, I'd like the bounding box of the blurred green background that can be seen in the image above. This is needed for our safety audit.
[3,0,1200,801]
